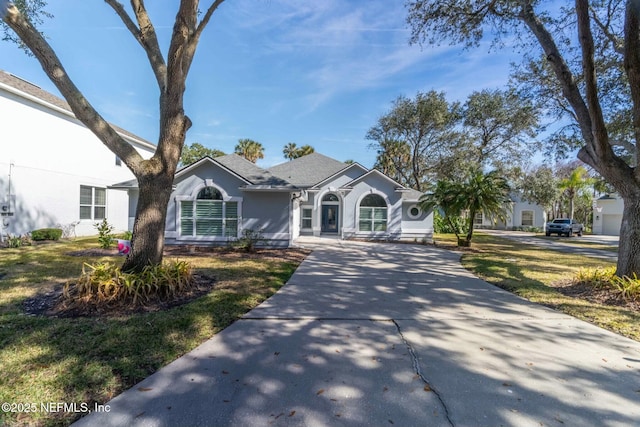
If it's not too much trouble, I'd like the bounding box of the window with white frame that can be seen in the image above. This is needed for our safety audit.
[301,208,312,229]
[473,212,483,225]
[180,187,238,237]
[521,210,534,226]
[79,186,106,220]
[359,194,387,232]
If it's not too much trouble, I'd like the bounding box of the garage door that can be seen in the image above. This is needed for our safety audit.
[602,214,622,236]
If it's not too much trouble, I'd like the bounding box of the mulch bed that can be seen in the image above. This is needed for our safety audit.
[23,247,310,318]
[551,279,640,312]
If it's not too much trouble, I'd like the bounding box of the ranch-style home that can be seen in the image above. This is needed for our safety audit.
[0,70,155,238]
[114,152,434,247]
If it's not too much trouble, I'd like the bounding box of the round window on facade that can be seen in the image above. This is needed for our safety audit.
[407,204,422,219]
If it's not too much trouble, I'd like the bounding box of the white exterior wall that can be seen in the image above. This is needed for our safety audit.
[0,83,154,237]
[593,195,624,236]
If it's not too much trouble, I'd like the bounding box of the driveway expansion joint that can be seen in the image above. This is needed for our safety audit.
[392,319,455,427]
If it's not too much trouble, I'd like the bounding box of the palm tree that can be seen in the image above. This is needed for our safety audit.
[235,139,265,163]
[419,169,510,247]
[297,144,315,157]
[283,142,298,160]
[419,180,466,241]
[461,169,510,246]
[558,166,592,220]
[283,143,315,160]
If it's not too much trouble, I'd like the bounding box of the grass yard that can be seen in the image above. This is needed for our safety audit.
[0,237,308,427]
[533,235,619,251]
[434,232,640,341]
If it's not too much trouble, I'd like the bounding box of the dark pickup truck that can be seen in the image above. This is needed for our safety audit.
[545,218,584,237]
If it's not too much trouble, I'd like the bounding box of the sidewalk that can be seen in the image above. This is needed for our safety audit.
[73,241,640,427]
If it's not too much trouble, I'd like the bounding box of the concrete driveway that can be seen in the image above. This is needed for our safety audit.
[73,240,640,427]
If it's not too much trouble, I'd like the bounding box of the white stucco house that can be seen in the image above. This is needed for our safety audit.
[592,194,623,235]
[472,194,547,230]
[0,70,155,238]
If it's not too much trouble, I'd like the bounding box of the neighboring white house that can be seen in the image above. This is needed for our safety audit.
[473,194,547,230]
[0,70,155,238]
[592,194,623,236]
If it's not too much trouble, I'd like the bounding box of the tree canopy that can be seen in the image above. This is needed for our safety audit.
[367,90,462,191]
[368,88,539,190]
[406,0,640,276]
[180,142,224,166]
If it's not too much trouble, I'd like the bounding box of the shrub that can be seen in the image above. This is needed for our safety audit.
[433,211,465,234]
[63,260,194,307]
[119,230,133,240]
[7,234,32,248]
[233,228,266,252]
[575,266,640,302]
[94,219,115,249]
[31,228,63,241]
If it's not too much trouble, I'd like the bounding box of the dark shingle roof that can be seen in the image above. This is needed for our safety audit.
[214,154,293,187]
[267,153,347,187]
[0,70,155,148]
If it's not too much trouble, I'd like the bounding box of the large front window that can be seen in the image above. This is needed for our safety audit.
[79,186,106,220]
[180,187,238,237]
[359,194,387,232]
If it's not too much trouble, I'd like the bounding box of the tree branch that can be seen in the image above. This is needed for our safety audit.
[590,4,624,55]
[519,1,597,164]
[576,0,610,159]
[183,0,225,77]
[624,0,640,179]
[103,0,167,92]
[2,3,144,174]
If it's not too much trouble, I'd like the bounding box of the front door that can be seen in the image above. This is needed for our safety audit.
[321,204,339,233]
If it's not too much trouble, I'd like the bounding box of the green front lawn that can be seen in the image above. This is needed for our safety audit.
[434,232,640,341]
[0,238,306,427]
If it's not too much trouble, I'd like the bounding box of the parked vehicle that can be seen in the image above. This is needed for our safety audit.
[545,218,584,237]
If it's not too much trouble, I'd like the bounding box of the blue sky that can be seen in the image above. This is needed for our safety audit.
[1,0,519,168]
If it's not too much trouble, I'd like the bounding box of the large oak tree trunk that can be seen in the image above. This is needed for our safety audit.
[616,193,640,277]
[122,173,174,273]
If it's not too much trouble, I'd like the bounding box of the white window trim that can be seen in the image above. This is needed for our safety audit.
[301,207,313,230]
[175,181,242,240]
[356,190,389,233]
[79,185,107,221]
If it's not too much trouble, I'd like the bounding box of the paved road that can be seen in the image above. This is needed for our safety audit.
[73,240,640,427]
[480,229,619,262]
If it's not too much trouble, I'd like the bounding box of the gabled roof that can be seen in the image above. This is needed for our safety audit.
[214,154,292,186]
[174,154,294,188]
[0,70,155,149]
[342,169,406,190]
[268,153,347,187]
[310,162,368,189]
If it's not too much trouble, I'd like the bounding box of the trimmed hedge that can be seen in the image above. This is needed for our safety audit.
[31,228,63,241]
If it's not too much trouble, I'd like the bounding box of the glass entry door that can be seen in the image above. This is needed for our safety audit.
[321,205,339,233]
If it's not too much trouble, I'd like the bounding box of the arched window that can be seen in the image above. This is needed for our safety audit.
[181,186,238,237]
[322,193,339,202]
[359,194,387,232]
[197,187,222,200]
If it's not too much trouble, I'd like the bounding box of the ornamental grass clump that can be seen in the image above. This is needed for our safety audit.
[575,266,640,302]
[63,260,194,307]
